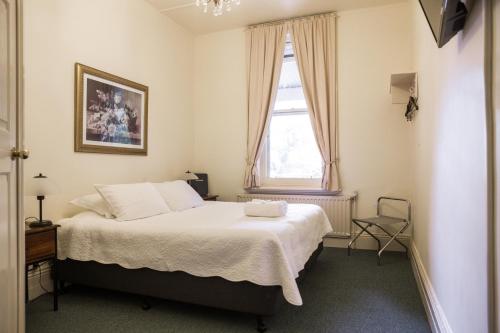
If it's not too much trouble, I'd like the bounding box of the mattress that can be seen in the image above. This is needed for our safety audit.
[57,201,332,306]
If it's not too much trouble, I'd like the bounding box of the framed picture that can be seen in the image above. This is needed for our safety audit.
[75,63,148,155]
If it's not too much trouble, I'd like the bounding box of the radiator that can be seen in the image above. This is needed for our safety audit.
[236,193,356,238]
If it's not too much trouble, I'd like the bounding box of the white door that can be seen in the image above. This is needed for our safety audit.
[0,0,23,332]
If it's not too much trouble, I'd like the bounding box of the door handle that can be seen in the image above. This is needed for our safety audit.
[11,148,30,160]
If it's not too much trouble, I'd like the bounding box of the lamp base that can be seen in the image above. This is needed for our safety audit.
[29,220,53,228]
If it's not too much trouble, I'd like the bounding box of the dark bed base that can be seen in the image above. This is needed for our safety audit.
[57,242,323,318]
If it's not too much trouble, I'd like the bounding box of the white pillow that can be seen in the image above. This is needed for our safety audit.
[70,193,114,218]
[95,183,171,221]
[154,180,205,211]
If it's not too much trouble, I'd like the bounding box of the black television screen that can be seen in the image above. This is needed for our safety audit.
[418,0,468,48]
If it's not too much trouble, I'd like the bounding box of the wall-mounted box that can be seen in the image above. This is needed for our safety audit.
[390,72,418,104]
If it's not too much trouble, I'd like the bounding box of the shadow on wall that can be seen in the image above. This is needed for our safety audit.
[457,0,478,52]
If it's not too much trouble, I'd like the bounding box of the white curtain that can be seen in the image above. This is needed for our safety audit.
[244,23,287,188]
[290,14,340,191]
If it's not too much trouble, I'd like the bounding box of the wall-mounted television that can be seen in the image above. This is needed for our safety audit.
[418,0,468,48]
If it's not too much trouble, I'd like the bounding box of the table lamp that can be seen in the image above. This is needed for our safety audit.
[181,170,200,186]
[27,173,58,228]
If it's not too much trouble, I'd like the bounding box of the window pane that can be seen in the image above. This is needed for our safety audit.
[278,60,302,89]
[275,59,307,111]
[275,86,307,111]
[268,113,323,179]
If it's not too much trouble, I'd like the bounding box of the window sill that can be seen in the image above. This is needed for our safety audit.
[245,187,342,196]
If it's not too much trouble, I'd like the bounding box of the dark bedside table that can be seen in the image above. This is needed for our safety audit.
[25,224,60,311]
[202,194,219,201]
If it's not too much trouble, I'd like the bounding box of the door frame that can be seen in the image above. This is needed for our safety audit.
[16,0,25,331]
[491,1,499,332]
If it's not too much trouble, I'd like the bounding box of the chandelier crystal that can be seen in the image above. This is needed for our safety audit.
[195,0,241,16]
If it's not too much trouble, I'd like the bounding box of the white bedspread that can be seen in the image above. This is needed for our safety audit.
[57,201,332,305]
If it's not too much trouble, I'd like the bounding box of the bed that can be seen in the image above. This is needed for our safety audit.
[56,201,332,331]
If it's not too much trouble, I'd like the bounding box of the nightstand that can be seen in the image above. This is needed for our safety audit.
[202,194,219,201]
[25,224,59,311]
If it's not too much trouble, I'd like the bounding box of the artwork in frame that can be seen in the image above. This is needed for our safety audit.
[75,63,148,155]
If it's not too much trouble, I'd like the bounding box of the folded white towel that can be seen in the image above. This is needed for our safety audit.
[244,199,288,218]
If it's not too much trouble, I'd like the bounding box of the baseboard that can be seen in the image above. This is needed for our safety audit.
[324,233,411,252]
[409,241,453,333]
[27,263,53,301]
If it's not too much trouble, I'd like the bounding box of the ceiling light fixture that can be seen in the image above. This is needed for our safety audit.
[195,0,241,16]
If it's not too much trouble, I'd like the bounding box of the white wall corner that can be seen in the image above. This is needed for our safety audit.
[410,241,453,333]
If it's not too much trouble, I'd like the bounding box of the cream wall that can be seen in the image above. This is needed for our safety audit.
[193,28,247,201]
[193,3,414,222]
[410,0,489,332]
[23,0,194,220]
[336,4,414,219]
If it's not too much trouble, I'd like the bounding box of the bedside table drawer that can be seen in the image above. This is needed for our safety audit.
[26,230,56,264]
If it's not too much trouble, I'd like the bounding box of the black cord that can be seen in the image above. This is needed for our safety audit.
[27,264,51,299]
[25,216,39,225]
[38,264,50,294]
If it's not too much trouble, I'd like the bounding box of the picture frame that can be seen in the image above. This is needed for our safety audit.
[75,63,148,155]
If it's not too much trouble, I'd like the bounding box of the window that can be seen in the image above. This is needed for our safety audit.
[260,36,323,188]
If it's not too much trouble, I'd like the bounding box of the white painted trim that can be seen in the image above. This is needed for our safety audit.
[15,0,25,331]
[490,1,499,331]
[409,241,453,333]
[27,264,53,301]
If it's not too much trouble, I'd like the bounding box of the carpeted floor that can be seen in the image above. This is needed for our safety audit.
[27,248,430,333]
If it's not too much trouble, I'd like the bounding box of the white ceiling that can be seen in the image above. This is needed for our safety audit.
[147,0,407,34]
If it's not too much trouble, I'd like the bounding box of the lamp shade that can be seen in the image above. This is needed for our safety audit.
[27,173,58,197]
[181,171,199,181]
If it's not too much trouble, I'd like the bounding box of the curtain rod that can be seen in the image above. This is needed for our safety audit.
[247,11,337,30]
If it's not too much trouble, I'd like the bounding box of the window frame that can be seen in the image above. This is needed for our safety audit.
[259,110,323,189]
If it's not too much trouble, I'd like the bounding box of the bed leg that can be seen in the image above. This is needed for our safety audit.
[58,280,66,294]
[141,299,151,311]
[256,315,267,333]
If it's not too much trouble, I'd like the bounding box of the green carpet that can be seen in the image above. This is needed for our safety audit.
[27,248,430,333]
